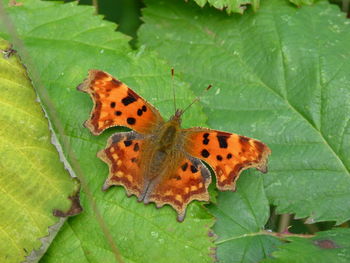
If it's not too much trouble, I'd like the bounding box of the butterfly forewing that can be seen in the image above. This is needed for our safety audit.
[77,69,163,135]
[183,128,271,191]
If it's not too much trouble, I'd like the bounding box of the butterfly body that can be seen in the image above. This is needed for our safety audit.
[78,70,271,221]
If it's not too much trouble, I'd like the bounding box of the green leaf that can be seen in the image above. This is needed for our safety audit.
[192,0,260,14]
[190,0,320,14]
[289,0,319,7]
[262,228,350,263]
[139,0,350,224]
[1,0,215,262]
[209,174,282,262]
[0,39,77,262]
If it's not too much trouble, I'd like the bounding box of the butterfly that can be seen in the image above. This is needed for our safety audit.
[77,70,271,222]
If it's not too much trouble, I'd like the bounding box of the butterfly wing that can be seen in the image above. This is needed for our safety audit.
[143,156,211,222]
[77,70,164,135]
[183,128,271,191]
[99,131,211,221]
[98,131,146,197]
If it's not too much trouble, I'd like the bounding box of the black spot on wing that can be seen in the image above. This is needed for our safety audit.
[202,133,210,145]
[115,111,122,116]
[217,134,229,148]
[227,153,232,159]
[110,102,116,108]
[137,109,143,116]
[201,149,210,158]
[181,163,188,172]
[203,139,209,145]
[122,92,137,106]
[190,165,198,173]
[133,143,139,152]
[124,140,132,147]
[127,117,136,125]
[216,155,223,161]
[174,175,181,180]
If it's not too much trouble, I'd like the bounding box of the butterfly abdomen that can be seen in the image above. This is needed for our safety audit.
[144,119,183,177]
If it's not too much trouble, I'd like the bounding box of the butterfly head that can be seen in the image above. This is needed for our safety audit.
[170,109,184,123]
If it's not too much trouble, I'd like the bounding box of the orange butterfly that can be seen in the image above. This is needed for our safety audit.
[77,70,271,221]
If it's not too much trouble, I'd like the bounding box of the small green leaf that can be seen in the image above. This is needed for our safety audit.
[192,0,260,14]
[0,39,77,263]
[289,0,319,7]
[262,228,350,263]
[139,0,350,225]
[190,0,320,14]
[210,174,282,262]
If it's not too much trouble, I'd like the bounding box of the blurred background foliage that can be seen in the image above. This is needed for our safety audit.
[70,0,350,46]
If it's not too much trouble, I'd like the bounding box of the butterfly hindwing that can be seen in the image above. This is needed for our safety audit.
[183,128,271,191]
[98,131,146,197]
[144,156,211,222]
[77,70,163,135]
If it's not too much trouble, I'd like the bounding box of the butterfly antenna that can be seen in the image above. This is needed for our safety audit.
[181,84,213,115]
[171,68,177,113]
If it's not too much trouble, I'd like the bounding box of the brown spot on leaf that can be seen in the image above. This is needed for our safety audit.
[53,191,83,217]
[314,239,338,249]
[8,0,23,7]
